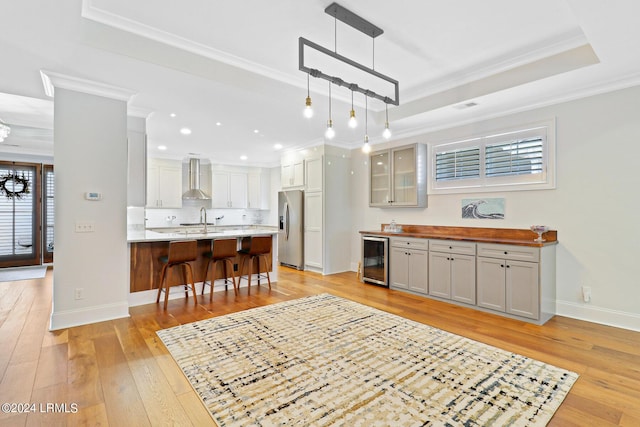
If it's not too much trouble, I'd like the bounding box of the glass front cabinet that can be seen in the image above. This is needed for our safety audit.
[369,143,427,207]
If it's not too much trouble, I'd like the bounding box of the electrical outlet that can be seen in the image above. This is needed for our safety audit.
[581,286,591,303]
[75,221,95,233]
[75,288,84,300]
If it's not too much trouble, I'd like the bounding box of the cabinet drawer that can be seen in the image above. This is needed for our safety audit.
[390,237,429,250]
[429,239,476,255]
[477,243,539,262]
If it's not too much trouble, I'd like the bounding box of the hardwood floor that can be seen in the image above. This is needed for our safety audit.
[0,267,639,426]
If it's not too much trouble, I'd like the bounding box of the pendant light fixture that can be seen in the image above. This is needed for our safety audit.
[348,90,357,128]
[362,96,371,153]
[303,73,313,118]
[299,3,400,141]
[382,103,391,139]
[325,82,335,139]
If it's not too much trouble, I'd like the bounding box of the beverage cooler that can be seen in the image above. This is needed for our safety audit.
[361,236,388,287]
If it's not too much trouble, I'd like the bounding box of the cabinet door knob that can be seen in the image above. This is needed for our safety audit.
[504,251,508,255]
[506,265,511,268]
[501,264,504,268]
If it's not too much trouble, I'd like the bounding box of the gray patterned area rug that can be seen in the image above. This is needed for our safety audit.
[157,294,578,426]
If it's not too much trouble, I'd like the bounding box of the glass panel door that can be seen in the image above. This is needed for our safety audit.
[0,162,41,267]
[392,146,417,205]
[369,151,390,206]
[43,165,54,264]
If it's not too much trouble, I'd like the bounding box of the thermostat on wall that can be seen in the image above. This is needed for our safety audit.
[85,192,102,201]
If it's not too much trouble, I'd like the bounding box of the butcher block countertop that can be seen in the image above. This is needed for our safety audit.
[360,224,558,247]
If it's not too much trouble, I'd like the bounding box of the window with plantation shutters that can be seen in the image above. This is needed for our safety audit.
[435,146,480,181]
[430,120,555,193]
[485,137,543,178]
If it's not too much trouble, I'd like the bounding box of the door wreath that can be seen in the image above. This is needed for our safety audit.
[0,171,31,200]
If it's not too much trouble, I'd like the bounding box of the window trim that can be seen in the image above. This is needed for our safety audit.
[429,119,556,194]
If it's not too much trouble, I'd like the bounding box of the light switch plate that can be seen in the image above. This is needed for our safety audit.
[75,221,95,233]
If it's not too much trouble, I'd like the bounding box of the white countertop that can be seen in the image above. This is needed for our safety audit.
[128,228,278,243]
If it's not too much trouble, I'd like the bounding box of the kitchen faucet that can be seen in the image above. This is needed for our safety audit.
[200,206,208,234]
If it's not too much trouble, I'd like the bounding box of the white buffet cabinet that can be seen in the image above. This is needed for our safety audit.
[388,236,556,324]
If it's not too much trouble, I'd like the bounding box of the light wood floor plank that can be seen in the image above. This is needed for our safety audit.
[113,318,192,426]
[93,332,151,427]
[33,343,68,390]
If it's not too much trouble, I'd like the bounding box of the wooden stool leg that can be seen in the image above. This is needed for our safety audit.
[222,261,228,291]
[247,255,253,292]
[261,255,271,289]
[209,259,216,302]
[186,263,197,304]
[226,259,238,295]
[202,259,211,295]
[163,266,171,310]
[156,264,167,304]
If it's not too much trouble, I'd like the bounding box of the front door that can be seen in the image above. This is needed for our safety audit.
[0,161,42,267]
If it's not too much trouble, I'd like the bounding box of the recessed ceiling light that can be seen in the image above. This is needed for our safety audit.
[274,143,283,150]
[240,155,248,160]
[170,113,176,118]
[180,128,192,135]
[158,145,167,150]
[216,122,222,126]
[253,129,259,134]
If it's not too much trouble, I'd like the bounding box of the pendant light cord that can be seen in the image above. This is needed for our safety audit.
[328,82,332,119]
[365,96,368,133]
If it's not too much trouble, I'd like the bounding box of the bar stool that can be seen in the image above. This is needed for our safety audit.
[156,240,198,310]
[238,235,272,292]
[202,238,238,300]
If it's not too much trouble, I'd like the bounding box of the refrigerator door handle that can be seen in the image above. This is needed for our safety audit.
[284,203,290,240]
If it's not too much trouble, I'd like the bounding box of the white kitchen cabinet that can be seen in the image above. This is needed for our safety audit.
[281,160,304,188]
[212,171,247,208]
[390,238,428,294]
[369,143,427,208]
[247,171,269,210]
[428,240,476,304]
[305,157,323,193]
[304,191,323,269]
[298,146,350,275]
[146,158,182,208]
[476,243,541,320]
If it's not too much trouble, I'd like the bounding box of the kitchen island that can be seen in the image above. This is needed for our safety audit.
[128,227,278,305]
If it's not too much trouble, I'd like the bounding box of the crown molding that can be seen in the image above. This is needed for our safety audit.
[40,70,137,102]
[81,0,301,91]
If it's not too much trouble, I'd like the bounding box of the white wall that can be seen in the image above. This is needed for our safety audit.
[350,85,640,331]
[50,88,129,330]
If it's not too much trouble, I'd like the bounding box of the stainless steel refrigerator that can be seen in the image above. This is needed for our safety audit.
[278,190,304,269]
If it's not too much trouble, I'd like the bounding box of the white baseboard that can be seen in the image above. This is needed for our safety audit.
[50,301,129,331]
[556,300,640,332]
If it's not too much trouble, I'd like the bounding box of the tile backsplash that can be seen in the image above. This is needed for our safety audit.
[141,207,268,228]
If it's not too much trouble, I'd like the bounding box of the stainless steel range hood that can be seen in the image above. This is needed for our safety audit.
[182,158,211,200]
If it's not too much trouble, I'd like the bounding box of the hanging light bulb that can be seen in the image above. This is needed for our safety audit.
[362,96,371,153]
[325,82,335,139]
[362,134,371,153]
[325,119,335,139]
[348,91,357,128]
[304,73,313,118]
[382,103,391,139]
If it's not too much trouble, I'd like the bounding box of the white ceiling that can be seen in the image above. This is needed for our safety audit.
[1,0,640,166]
